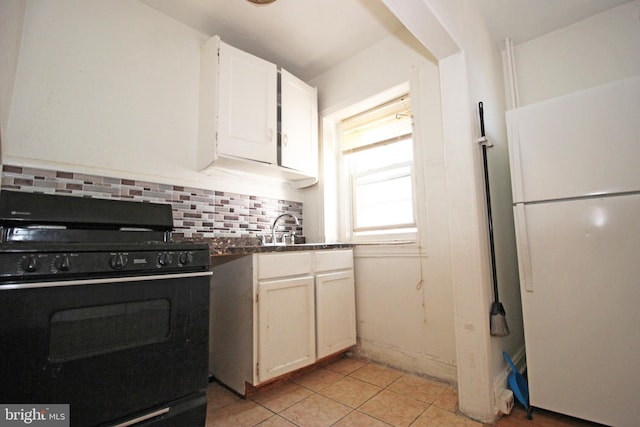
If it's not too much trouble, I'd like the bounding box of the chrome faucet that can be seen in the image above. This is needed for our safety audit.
[271,213,300,245]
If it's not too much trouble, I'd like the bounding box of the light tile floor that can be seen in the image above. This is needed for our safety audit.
[205,356,600,427]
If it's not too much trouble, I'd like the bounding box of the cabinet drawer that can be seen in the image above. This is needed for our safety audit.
[314,249,353,272]
[257,252,313,280]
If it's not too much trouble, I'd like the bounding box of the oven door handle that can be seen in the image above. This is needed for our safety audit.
[112,406,170,427]
[0,271,213,290]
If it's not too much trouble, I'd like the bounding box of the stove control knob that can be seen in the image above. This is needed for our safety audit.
[56,255,72,272]
[158,252,172,266]
[179,252,193,266]
[23,255,39,272]
[109,253,128,270]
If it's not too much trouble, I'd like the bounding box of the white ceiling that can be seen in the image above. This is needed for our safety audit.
[474,0,632,45]
[139,0,632,81]
[139,0,405,81]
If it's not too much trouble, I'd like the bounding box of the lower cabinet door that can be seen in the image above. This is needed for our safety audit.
[315,270,356,359]
[257,275,316,383]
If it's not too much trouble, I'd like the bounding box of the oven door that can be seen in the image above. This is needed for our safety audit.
[0,272,211,427]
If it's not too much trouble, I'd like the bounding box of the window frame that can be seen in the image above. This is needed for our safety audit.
[339,99,418,244]
[349,158,416,233]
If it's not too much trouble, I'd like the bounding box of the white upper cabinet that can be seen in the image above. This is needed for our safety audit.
[218,40,277,164]
[198,36,318,187]
[280,69,318,178]
[198,36,277,166]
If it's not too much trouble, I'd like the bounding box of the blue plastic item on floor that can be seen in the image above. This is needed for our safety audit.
[503,351,530,412]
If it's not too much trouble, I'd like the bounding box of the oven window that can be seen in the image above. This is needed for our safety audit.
[49,299,171,363]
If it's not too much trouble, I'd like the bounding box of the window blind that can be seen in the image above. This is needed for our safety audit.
[340,94,412,153]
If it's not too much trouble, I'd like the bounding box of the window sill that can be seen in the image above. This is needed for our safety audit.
[352,240,427,258]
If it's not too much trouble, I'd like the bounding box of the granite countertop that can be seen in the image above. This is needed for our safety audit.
[219,242,355,256]
[176,237,354,257]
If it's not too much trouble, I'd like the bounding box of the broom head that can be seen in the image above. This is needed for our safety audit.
[490,301,510,337]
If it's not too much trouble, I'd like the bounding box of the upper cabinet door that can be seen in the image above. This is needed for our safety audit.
[280,69,318,176]
[218,41,277,164]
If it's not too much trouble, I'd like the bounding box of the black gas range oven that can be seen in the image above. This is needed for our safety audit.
[0,190,212,427]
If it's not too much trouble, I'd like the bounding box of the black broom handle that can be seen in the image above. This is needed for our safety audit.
[479,102,500,302]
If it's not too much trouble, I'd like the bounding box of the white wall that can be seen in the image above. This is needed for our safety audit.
[4,0,303,201]
[383,0,525,422]
[513,0,640,106]
[0,0,26,155]
[423,0,526,410]
[311,29,436,115]
[310,28,459,381]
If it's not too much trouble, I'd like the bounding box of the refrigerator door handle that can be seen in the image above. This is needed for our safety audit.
[514,204,534,292]
[506,112,525,203]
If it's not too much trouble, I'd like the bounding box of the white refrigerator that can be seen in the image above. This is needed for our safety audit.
[506,74,640,426]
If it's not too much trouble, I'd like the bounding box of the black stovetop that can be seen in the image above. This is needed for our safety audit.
[0,191,210,282]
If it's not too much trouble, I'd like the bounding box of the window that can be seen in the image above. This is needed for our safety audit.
[340,94,416,241]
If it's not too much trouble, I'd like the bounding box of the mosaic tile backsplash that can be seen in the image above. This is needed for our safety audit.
[1,165,303,240]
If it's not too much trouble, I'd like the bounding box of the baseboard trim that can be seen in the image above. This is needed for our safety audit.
[355,338,457,384]
[493,345,526,414]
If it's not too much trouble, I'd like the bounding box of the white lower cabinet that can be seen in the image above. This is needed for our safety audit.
[314,250,356,359]
[209,249,354,395]
[258,275,315,382]
[316,271,356,359]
